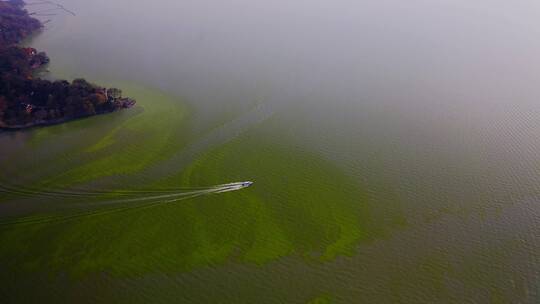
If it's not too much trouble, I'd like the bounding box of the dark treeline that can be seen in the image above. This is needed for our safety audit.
[0,0,41,45]
[0,0,135,129]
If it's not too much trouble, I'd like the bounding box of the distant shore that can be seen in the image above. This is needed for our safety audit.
[0,0,135,130]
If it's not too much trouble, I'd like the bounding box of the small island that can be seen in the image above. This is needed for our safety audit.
[0,0,135,129]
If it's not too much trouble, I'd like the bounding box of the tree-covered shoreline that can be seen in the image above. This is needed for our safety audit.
[0,0,135,129]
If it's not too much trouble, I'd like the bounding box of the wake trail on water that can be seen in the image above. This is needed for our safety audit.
[0,182,250,228]
[0,182,217,199]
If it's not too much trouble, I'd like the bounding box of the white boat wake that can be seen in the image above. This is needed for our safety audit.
[0,181,253,227]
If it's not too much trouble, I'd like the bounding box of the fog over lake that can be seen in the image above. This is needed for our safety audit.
[2,0,540,302]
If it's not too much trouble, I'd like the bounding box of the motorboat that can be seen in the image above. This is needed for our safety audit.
[241,181,254,187]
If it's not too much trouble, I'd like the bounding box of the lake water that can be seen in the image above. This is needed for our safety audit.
[2,0,540,302]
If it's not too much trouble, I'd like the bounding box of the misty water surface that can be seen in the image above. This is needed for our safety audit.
[2,0,540,302]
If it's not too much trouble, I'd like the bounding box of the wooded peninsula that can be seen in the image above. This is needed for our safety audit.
[0,0,135,129]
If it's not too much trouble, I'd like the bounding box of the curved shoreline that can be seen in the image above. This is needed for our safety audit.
[0,0,136,130]
[0,104,135,130]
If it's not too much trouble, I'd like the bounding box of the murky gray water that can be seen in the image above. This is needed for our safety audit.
[2,0,540,302]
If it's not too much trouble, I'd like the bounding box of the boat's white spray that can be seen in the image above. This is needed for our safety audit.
[0,182,253,227]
